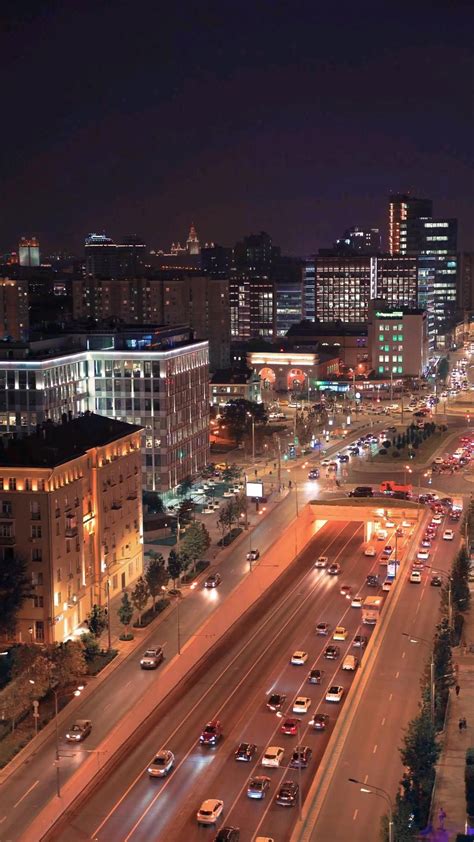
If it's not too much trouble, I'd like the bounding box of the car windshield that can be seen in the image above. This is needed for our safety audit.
[144,651,155,657]
[71,725,81,732]
[251,781,263,789]
[204,726,215,733]
[154,756,166,764]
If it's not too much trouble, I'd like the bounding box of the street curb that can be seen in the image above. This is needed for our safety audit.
[290,507,429,842]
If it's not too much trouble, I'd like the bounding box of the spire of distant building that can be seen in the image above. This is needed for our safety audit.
[186,223,200,255]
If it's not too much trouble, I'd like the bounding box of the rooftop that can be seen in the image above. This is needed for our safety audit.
[0,413,142,468]
[211,367,258,385]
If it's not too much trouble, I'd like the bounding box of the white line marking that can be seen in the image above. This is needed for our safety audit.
[13,780,39,809]
[353,808,359,820]
[373,744,378,754]
[0,816,6,824]
[402,651,406,659]
[395,671,400,679]
[364,774,369,783]
[381,717,386,726]
[389,693,393,701]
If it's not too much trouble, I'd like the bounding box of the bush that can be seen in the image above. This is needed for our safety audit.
[392,451,401,457]
[452,613,464,646]
[379,449,388,455]
[86,649,117,676]
[119,633,134,641]
[465,764,474,817]
[181,560,210,584]
[132,597,170,628]
[217,527,243,546]
[466,748,474,766]
[80,632,101,662]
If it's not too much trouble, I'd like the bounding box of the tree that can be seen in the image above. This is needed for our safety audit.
[219,399,268,443]
[437,357,449,382]
[142,491,165,515]
[177,498,195,525]
[451,546,471,616]
[80,632,100,661]
[117,591,134,637]
[145,554,169,609]
[131,576,149,626]
[167,550,183,587]
[0,553,31,637]
[86,604,108,638]
[432,620,454,728]
[51,641,87,689]
[182,521,211,572]
[177,477,193,499]
[11,645,54,696]
[399,707,440,828]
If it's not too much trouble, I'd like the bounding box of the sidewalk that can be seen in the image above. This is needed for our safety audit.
[428,607,474,840]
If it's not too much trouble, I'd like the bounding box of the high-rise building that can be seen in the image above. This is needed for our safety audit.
[200,244,232,278]
[458,253,474,314]
[303,260,316,322]
[275,278,305,336]
[0,326,209,492]
[368,301,429,378]
[229,275,275,339]
[0,413,143,644]
[334,226,381,254]
[388,194,432,255]
[84,233,146,278]
[19,237,40,267]
[233,231,280,274]
[186,223,201,255]
[0,278,29,340]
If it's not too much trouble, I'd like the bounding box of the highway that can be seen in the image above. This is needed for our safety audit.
[51,516,416,842]
[307,508,463,841]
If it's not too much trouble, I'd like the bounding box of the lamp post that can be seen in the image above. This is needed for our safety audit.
[247,412,255,464]
[348,777,394,842]
[276,711,303,820]
[430,570,453,630]
[402,633,435,723]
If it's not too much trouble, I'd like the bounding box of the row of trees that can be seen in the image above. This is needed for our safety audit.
[381,515,472,838]
[217,494,248,539]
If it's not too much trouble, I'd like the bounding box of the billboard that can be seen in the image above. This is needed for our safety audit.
[246,481,264,499]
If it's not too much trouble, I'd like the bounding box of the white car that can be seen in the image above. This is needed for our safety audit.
[364,546,376,557]
[443,529,454,541]
[351,595,363,608]
[432,515,443,524]
[292,696,311,714]
[325,685,344,703]
[410,570,422,583]
[385,520,395,528]
[291,650,308,665]
[147,749,175,777]
[376,529,388,541]
[262,746,284,768]
[417,549,429,560]
[196,799,224,825]
[315,556,328,568]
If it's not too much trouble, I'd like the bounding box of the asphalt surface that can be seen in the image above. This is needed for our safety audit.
[310,512,464,841]
[51,517,418,842]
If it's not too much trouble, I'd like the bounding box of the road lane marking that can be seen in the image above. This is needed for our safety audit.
[364,774,368,783]
[93,522,364,840]
[353,808,358,820]
[0,816,6,824]
[389,693,393,701]
[395,671,400,678]
[373,744,378,754]
[415,603,420,614]
[402,651,406,659]
[381,717,386,726]
[13,780,39,809]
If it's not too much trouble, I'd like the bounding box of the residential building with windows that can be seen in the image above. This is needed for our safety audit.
[388,194,432,255]
[210,368,262,406]
[458,252,474,315]
[0,277,29,340]
[368,301,428,378]
[0,326,209,492]
[0,413,143,644]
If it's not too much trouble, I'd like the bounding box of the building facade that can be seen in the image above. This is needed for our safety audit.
[0,327,210,492]
[368,301,428,377]
[210,368,262,406]
[458,253,474,314]
[388,194,432,255]
[0,277,29,340]
[84,233,147,278]
[19,237,40,267]
[0,414,143,644]
[247,349,340,394]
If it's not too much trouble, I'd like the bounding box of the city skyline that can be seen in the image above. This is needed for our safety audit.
[0,1,472,255]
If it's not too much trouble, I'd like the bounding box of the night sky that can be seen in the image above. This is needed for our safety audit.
[1,0,473,256]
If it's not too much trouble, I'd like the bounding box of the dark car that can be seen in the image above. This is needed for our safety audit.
[276,781,299,807]
[349,486,374,498]
[430,576,442,587]
[315,622,330,635]
[235,742,256,761]
[353,634,368,648]
[308,469,320,480]
[324,645,340,660]
[204,573,221,588]
[65,719,92,742]
[290,745,312,768]
[308,668,322,684]
[338,454,349,463]
[200,720,222,745]
[327,563,341,575]
[214,828,240,842]
[267,692,286,712]
[310,713,329,731]
[366,574,379,587]
[349,446,360,455]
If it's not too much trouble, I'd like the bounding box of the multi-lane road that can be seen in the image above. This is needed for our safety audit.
[51,516,418,842]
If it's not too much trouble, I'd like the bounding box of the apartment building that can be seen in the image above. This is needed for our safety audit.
[0,413,143,644]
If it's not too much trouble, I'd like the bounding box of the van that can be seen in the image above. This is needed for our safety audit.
[342,655,358,671]
[382,577,393,592]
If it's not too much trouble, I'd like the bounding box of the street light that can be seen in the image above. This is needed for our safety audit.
[430,569,453,630]
[276,711,303,820]
[247,412,255,464]
[348,777,394,842]
[402,633,434,723]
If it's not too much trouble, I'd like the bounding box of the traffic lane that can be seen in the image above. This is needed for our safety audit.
[58,522,362,841]
[313,523,457,841]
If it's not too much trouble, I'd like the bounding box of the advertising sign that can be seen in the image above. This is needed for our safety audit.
[245,481,264,498]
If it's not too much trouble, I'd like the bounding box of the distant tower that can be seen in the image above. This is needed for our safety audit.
[186,223,201,255]
[19,236,40,267]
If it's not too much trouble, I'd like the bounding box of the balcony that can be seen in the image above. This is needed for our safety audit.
[111,502,122,510]
[127,492,137,500]
[0,510,13,519]
[30,512,41,521]
[0,535,15,545]
[65,526,78,538]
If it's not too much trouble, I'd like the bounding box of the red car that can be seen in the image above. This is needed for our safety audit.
[280,717,299,736]
[200,720,222,745]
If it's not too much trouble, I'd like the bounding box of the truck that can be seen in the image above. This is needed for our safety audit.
[379,480,412,496]
[361,595,383,625]
[452,497,463,514]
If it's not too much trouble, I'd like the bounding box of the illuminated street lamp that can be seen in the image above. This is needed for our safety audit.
[348,777,394,842]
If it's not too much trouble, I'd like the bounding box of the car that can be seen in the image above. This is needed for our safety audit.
[417,549,429,560]
[65,719,92,742]
[381,545,393,558]
[235,742,257,761]
[292,696,311,714]
[443,529,454,541]
[204,573,222,588]
[325,685,344,703]
[342,654,358,670]
[353,634,368,648]
[280,717,299,736]
[412,558,425,569]
[349,486,374,497]
[324,645,340,659]
[396,526,404,537]
[382,577,393,591]
[200,720,222,745]
[364,545,376,557]
[310,713,329,730]
[315,622,330,636]
[266,692,286,712]
[339,585,352,598]
[276,781,299,807]
[196,798,224,825]
[410,570,422,583]
[421,537,432,548]
[291,650,308,665]
[333,626,348,640]
[366,574,378,587]
[308,668,322,684]
[338,454,349,462]
[327,562,341,575]
[214,828,240,842]
[315,555,328,568]
[262,746,285,768]
[308,469,320,480]
[349,446,360,455]
[431,575,442,587]
[247,776,271,799]
[401,520,412,528]
[351,595,363,608]
[432,515,443,524]
[321,459,330,466]
[140,647,165,669]
[246,549,260,561]
[147,749,175,777]
[376,529,388,541]
[290,745,312,768]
